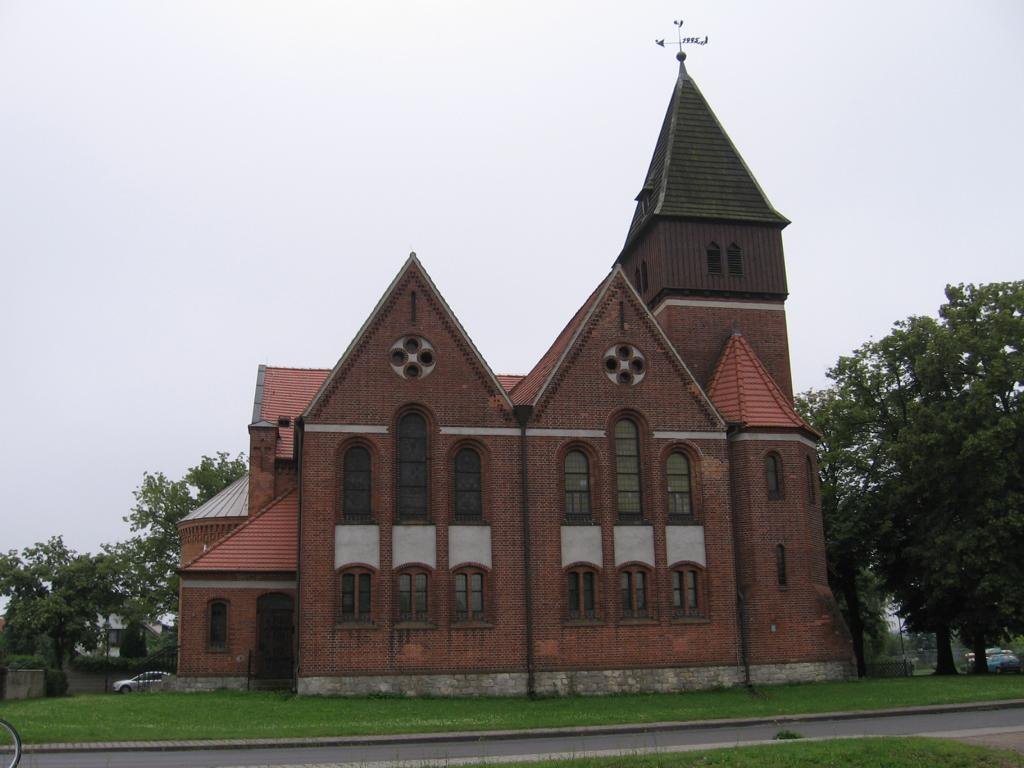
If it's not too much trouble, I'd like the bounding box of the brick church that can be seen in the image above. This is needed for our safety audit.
[175,53,854,695]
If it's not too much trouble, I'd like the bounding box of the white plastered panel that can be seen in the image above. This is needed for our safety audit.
[613,525,655,566]
[335,525,380,569]
[560,526,602,568]
[449,526,492,568]
[666,525,706,566]
[393,525,437,569]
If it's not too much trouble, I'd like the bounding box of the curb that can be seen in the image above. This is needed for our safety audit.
[22,698,1024,754]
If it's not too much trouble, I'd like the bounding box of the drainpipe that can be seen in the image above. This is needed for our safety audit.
[726,422,751,687]
[513,404,536,698]
[293,415,304,694]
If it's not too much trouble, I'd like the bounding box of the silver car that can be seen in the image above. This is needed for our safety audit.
[111,670,170,693]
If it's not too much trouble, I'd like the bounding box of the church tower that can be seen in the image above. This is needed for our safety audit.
[619,52,794,397]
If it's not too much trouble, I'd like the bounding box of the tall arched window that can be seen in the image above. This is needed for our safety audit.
[564,450,591,523]
[776,544,788,587]
[706,242,722,275]
[805,455,816,504]
[765,453,783,499]
[667,452,693,522]
[453,447,482,522]
[342,446,371,522]
[397,569,429,622]
[397,412,428,520]
[727,243,743,276]
[615,419,642,521]
[208,601,227,650]
[340,569,372,623]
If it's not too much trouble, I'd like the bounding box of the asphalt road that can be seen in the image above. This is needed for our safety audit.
[15,706,1024,768]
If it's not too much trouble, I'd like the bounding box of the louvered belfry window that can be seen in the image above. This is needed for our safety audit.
[706,242,722,275]
[727,243,743,276]
[398,412,428,520]
[342,446,371,521]
[454,447,482,522]
[615,419,642,521]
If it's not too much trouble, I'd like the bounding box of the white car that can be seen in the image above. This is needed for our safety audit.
[112,670,171,693]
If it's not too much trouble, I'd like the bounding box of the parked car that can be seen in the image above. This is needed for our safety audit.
[987,653,1022,674]
[112,670,171,693]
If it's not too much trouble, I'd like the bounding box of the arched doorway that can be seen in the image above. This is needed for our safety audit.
[256,593,294,679]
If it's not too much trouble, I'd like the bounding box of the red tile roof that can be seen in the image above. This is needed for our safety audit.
[259,367,329,458]
[182,491,298,572]
[495,374,524,392]
[510,281,606,405]
[707,333,815,432]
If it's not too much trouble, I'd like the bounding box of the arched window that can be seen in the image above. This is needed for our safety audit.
[397,569,429,622]
[667,452,693,522]
[776,544,787,587]
[564,450,592,523]
[615,419,642,521]
[727,243,743,276]
[397,412,428,521]
[566,568,598,620]
[341,445,372,522]
[619,567,650,619]
[640,261,649,293]
[805,455,816,504]
[453,447,482,522]
[765,453,783,499]
[208,601,227,650]
[453,569,485,622]
[340,570,372,623]
[706,242,722,275]
[672,565,705,618]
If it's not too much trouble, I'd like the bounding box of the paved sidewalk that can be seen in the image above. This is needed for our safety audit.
[21,698,1024,754]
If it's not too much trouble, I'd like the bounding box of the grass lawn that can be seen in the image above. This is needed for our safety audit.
[0,675,1022,745]
[460,738,1024,767]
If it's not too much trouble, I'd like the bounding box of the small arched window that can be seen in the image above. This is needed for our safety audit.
[667,452,693,522]
[397,569,429,622]
[805,455,816,504]
[765,453,783,499]
[342,446,371,522]
[566,568,598,620]
[672,566,705,618]
[776,544,788,587]
[706,242,722,275]
[615,419,642,521]
[727,243,743,276]
[619,567,650,619]
[454,447,482,522]
[397,412,428,521]
[208,601,227,650]
[453,569,485,622]
[564,450,592,523]
[340,570,372,623]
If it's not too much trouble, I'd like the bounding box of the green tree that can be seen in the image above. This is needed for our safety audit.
[118,621,147,658]
[108,452,247,619]
[0,537,122,669]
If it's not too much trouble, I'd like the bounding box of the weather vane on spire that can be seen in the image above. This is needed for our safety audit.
[656,20,708,60]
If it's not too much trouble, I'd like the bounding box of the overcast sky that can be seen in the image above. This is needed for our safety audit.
[1,1,1021,560]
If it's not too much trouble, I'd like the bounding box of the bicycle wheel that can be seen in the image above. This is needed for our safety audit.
[0,718,21,768]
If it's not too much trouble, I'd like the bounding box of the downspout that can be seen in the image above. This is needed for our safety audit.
[293,415,304,694]
[513,404,536,698]
[725,422,751,687]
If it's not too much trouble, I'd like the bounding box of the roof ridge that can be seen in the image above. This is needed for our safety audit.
[263,366,333,372]
[181,488,297,572]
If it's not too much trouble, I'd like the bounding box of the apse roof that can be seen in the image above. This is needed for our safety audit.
[181,491,298,572]
[180,474,249,521]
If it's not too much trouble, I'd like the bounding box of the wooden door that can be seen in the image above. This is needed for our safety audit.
[256,593,294,679]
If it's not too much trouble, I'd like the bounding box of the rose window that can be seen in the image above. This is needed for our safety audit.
[604,344,646,386]
[390,336,436,380]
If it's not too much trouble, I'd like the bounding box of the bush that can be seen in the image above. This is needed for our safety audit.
[69,655,141,674]
[4,654,48,670]
[44,668,68,697]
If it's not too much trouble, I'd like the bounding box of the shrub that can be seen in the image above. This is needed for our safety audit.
[774,729,804,740]
[4,654,48,670]
[44,668,68,697]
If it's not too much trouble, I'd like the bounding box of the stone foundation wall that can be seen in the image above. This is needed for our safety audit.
[534,665,742,696]
[299,671,528,697]
[168,675,249,692]
[748,660,853,685]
